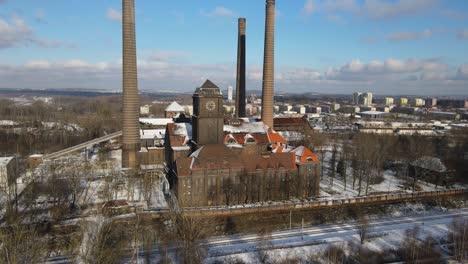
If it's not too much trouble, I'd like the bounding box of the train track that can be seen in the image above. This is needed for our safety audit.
[47,208,468,263]
[43,131,122,160]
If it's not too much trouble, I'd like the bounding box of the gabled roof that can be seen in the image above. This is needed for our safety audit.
[291,146,319,163]
[268,130,287,144]
[165,101,185,112]
[200,79,219,89]
[189,144,244,170]
[194,79,222,96]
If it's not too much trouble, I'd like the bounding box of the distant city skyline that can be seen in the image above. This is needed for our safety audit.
[0,0,468,95]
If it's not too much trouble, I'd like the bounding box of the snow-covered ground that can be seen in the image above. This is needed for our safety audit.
[30,148,168,213]
[203,208,468,263]
[318,147,466,199]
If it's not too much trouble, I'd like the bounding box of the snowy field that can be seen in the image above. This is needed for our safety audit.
[317,147,465,199]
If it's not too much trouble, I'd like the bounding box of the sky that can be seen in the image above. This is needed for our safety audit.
[0,0,467,96]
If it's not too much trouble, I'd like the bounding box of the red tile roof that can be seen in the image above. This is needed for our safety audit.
[293,146,319,163]
[268,130,287,144]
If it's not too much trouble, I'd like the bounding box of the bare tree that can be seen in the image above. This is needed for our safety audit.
[401,225,421,263]
[450,217,468,262]
[255,226,273,264]
[222,177,235,206]
[358,215,370,245]
[169,210,210,264]
[79,217,129,264]
[328,144,337,188]
[323,244,346,264]
[0,221,47,263]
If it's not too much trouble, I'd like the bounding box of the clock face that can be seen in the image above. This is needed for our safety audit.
[206,100,216,111]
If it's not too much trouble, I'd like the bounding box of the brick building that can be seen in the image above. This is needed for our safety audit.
[165,80,321,207]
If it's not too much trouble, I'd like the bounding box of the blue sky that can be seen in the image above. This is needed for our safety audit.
[0,0,467,95]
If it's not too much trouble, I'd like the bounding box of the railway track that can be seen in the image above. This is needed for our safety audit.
[47,208,468,263]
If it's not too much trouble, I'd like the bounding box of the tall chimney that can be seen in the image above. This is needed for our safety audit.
[235,18,246,118]
[261,0,275,128]
[122,0,140,168]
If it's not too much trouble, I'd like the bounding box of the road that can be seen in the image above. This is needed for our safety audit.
[46,208,468,263]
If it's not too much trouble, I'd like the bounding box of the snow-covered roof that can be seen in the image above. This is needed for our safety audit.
[140,129,165,140]
[165,101,185,112]
[360,111,386,115]
[411,156,447,172]
[172,146,190,151]
[224,121,267,134]
[139,118,173,126]
[140,164,165,170]
[173,123,192,138]
[0,157,14,168]
[292,146,305,156]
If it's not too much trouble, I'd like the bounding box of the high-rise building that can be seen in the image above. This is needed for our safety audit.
[363,93,373,106]
[261,0,275,128]
[384,97,394,106]
[353,92,362,105]
[426,98,437,107]
[413,98,425,107]
[399,98,408,106]
[353,92,373,106]
[227,85,233,102]
[122,0,141,168]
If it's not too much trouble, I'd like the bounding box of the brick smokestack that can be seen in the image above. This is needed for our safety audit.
[235,18,246,118]
[261,0,275,128]
[122,0,140,168]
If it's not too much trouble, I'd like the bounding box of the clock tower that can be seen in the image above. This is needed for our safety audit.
[192,80,224,147]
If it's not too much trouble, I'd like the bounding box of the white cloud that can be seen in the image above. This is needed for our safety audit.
[325,58,448,81]
[322,0,358,13]
[106,8,121,22]
[306,0,440,21]
[457,29,468,40]
[387,29,432,42]
[201,7,236,17]
[362,0,439,20]
[0,17,75,49]
[456,64,468,80]
[147,50,189,62]
[0,55,466,95]
[0,17,33,48]
[302,0,315,16]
